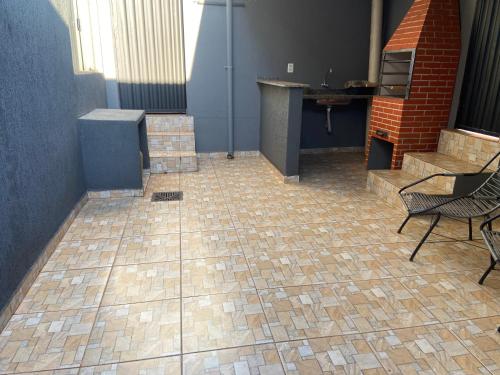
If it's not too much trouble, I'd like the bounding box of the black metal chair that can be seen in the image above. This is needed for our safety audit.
[397,151,500,262]
[479,214,500,284]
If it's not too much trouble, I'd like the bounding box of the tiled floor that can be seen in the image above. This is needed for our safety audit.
[1,152,499,374]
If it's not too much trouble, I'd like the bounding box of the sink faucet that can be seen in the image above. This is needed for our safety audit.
[321,67,333,88]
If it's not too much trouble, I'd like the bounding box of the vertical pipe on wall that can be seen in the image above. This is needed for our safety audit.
[226,0,234,158]
[366,0,384,146]
[368,0,383,83]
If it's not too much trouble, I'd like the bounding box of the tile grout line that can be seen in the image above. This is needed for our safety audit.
[176,172,184,375]
[4,156,499,373]
[211,158,289,375]
[22,314,500,375]
[446,321,497,375]
[77,198,134,371]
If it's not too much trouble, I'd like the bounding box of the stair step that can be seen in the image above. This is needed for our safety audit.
[147,131,194,136]
[402,152,491,193]
[147,132,196,152]
[438,129,500,167]
[150,151,196,158]
[367,170,448,211]
[150,151,197,173]
[146,114,194,132]
[146,115,198,173]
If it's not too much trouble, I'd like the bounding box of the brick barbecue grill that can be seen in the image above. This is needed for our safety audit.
[367,0,461,169]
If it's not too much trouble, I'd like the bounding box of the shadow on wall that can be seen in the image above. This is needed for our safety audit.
[117,82,187,113]
[185,0,372,153]
[0,0,106,311]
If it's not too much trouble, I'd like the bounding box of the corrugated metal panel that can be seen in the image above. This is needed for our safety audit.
[111,0,187,113]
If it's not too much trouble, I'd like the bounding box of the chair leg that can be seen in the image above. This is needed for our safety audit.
[468,217,473,241]
[398,214,412,234]
[479,256,496,285]
[410,214,441,262]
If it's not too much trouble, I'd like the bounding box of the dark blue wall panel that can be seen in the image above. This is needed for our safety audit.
[0,0,106,311]
[185,0,372,152]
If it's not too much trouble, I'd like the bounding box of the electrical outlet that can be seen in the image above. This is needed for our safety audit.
[287,63,294,73]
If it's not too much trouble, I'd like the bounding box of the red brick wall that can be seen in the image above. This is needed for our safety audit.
[367,0,460,169]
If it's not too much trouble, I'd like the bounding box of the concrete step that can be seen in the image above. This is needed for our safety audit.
[438,129,500,167]
[150,151,198,173]
[146,114,194,133]
[401,152,490,194]
[147,131,196,152]
[367,170,448,211]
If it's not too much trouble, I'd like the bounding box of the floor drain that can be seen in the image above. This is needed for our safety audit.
[151,191,183,202]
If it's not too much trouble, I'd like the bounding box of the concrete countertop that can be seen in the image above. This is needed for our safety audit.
[257,79,310,88]
[303,93,373,100]
[79,108,145,123]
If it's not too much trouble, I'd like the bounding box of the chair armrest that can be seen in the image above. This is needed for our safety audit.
[480,213,500,231]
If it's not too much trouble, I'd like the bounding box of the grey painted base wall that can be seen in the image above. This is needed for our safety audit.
[0,0,107,311]
[183,0,371,153]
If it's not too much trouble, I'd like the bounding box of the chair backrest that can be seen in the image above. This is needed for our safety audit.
[472,151,500,200]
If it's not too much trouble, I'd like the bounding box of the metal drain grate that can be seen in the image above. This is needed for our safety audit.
[151,191,183,202]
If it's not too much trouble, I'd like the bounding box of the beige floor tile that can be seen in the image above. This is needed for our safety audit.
[181,230,242,259]
[465,268,500,295]
[82,300,181,366]
[63,216,127,241]
[102,262,180,305]
[228,204,330,229]
[7,152,500,375]
[16,369,79,375]
[124,201,180,236]
[80,356,181,374]
[247,250,335,289]
[260,280,438,341]
[183,344,284,374]
[320,200,398,222]
[237,220,446,258]
[236,225,336,256]
[115,234,180,265]
[182,256,254,297]
[180,205,234,232]
[79,198,133,217]
[63,200,131,242]
[224,189,317,207]
[401,273,500,322]
[247,247,392,289]
[431,217,484,241]
[365,324,488,374]
[17,268,110,313]
[182,290,272,353]
[446,316,500,374]
[311,189,380,204]
[43,239,120,271]
[0,308,97,373]
[366,241,489,278]
[277,335,386,374]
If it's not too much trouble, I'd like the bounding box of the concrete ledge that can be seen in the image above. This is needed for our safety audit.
[0,193,89,332]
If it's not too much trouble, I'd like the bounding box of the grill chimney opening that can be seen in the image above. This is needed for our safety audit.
[367,137,394,170]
